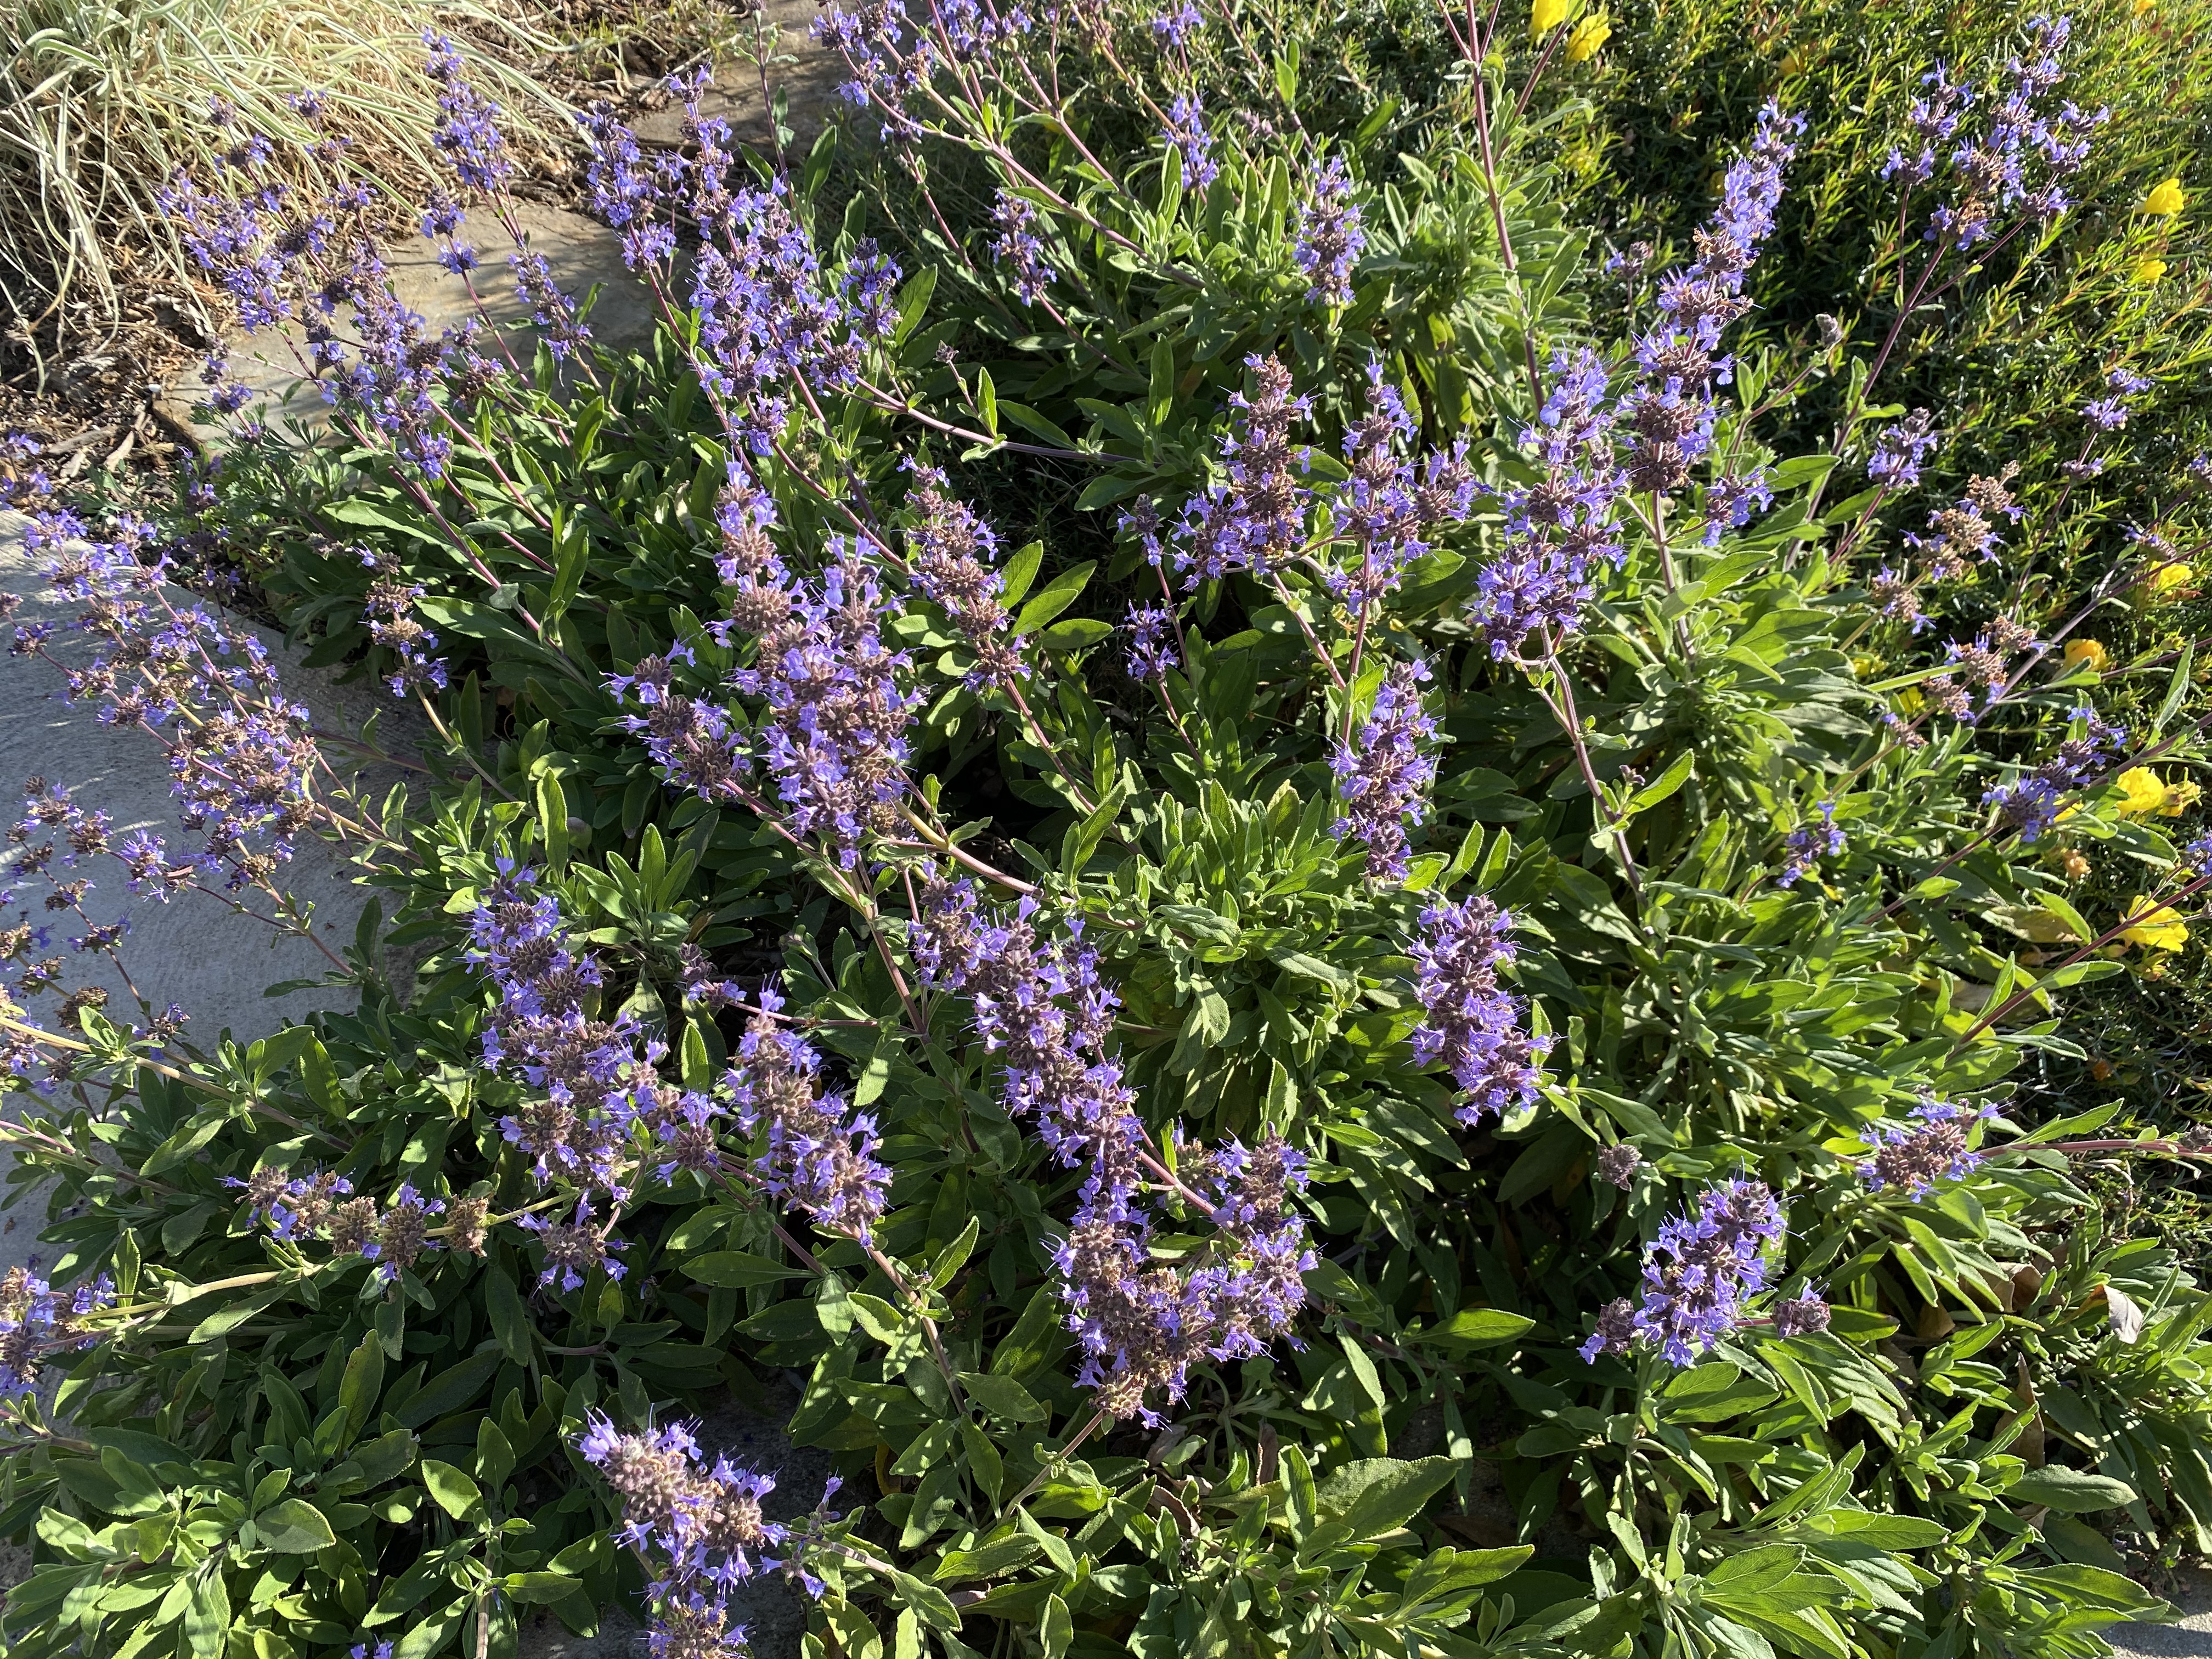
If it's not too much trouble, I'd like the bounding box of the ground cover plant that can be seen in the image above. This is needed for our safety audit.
[7,7,2212,1659]
[1525,0,2212,1157]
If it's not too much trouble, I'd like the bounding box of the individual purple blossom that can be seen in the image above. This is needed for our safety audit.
[1775,800,1844,888]
[1330,660,1438,882]
[1861,1097,2000,1195]
[1580,1180,1784,1365]
[1293,157,1366,305]
[1164,94,1219,190]
[1409,894,1550,1124]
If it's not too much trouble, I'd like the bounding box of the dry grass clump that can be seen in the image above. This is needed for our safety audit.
[0,0,568,375]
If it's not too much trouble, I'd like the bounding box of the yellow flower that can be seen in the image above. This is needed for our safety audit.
[1531,0,1570,33]
[1565,13,1612,59]
[2140,561,2196,602]
[2063,638,2109,673]
[1895,685,1926,716]
[2136,0,2156,14]
[2161,778,2204,817]
[2134,257,2169,285]
[2141,176,2187,217]
[2119,895,2189,951]
[1780,48,1807,76]
[2115,768,2171,815]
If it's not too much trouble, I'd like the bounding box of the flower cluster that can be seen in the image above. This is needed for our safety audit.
[1331,364,1480,605]
[1330,660,1438,881]
[363,579,449,697]
[575,1415,792,1610]
[1150,356,1313,583]
[1293,157,1367,305]
[1408,894,1549,1124]
[1860,1096,1999,1196]
[1165,93,1220,190]
[1470,347,1618,657]
[724,991,890,1243]
[0,1266,114,1397]
[1888,15,2104,247]
[911,877,1313,1421]
[228,1165,470,1284]
[1581,1179,1784,1365]
[12,506,325,893]
[727,543,922,867]
[469,865,644,1213]
[990,190,1054,304]
[902,463,1019,686]
[1983,707,2125,842]
[1776,800,1844,888]
[1869,408,1940,489]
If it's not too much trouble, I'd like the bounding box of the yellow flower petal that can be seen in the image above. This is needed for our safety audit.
[2120,895,2188,951]
[1531,0,1570,34]
[2160,778,2203,817]
[2133,257,2169,285]
[2140,561,2196,602]
[2115,768,2170,816]
[1565,14,1611,59]
[2063,638,2109,673]
[2142,176,2187,217]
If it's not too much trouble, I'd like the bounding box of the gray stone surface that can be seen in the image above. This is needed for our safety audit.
[630,0,847,154]
[160,200,659,440]
[0,510,424,1279]
[2114,1568,2212,1657]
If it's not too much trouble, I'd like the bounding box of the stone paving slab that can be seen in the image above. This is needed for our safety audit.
[2113,1569,2212,1658]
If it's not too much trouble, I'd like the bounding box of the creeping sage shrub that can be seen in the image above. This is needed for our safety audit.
[2,9,2210,1659]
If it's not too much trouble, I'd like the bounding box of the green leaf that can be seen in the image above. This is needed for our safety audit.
[958,1372,1049,1423]
[339,1329,386,1442]
[930,1216,981,1289]
[1038,617,1114,649]
[501,1572,583,1605]
[1014,561,1096,635]
[2007,1466,2138,1513]
[2156,641,2195,736]
[183,1567,230,1658]
[977,366,998,437]
[256,1498,337,1553]
[1317,1455,1458,1541]
[998,540,1046,606]
[420,1459,484,1521]
[396,1349,503,1429]
[685,1250,811,1289]
[1041,1592,1073,1659]
[1422,1308,1537,1350]
[486,1265,535,1366]
[538,771,571,876]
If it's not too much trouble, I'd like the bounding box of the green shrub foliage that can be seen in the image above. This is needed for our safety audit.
[2,7,2211,1659]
